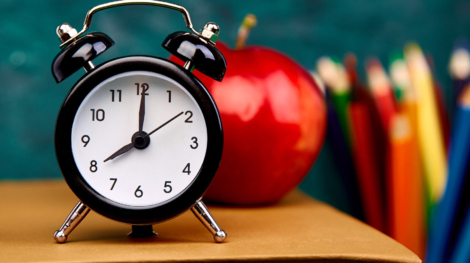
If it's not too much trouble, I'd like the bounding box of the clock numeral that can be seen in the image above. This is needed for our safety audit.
[135,83,149,95]
[81,135,90,147]
[110,178,117,190]
[90,109,105,121]
[190,137,198,149]
[167,90,171,102]
[135,185,143,198]
[185,111,193,123]
[110,89,121,102]
[183,163,191,175]
[90,160,98,173]
[164,181,172,193]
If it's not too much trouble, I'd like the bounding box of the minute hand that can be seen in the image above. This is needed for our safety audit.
[138,92,146,132]
[146,111,184,137]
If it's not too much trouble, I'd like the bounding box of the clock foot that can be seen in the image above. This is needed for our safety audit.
[191,200,227,243]
[128,225,158,238]
[53,201,90,243]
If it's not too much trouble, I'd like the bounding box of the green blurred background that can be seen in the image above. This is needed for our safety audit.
[1,0,469,215]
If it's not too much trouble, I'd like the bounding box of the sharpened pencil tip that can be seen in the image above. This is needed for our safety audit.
[459,84,470,106]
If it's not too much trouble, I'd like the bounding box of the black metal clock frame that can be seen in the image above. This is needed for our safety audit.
[55,56,223,225]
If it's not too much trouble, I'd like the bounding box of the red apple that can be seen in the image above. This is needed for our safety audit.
[170,41,326,205]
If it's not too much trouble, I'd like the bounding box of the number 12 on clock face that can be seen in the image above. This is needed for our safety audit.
[71,71,208,207]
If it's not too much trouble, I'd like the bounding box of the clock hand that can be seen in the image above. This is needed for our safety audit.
[146,111,184,137]
[103,142,134,162]
[138,92,146,132]
[104,91,147,163]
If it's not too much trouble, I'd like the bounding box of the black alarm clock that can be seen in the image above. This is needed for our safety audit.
[51,0,227,243]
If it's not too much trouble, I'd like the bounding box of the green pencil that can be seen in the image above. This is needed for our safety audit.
[317,57,352,147]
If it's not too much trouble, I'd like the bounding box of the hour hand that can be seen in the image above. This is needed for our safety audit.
[103,142,134,162]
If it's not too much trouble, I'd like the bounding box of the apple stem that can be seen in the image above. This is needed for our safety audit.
[235,14,257,50]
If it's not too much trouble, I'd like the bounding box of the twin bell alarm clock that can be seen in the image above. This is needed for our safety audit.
[51,0,227,243]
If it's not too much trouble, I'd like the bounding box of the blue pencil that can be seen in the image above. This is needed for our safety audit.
[427,85,470,263]
[451,201,470,262]
[325,90,364,220]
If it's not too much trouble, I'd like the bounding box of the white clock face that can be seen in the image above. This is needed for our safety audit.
[71,71,208,207]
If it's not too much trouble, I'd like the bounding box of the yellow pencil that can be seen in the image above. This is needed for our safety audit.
[404,43,447,218]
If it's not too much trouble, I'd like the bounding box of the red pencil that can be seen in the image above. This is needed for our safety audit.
[366,58,398,132]
[348,101,385,232]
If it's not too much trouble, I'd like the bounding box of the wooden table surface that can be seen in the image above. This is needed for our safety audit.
[0,181,420,262]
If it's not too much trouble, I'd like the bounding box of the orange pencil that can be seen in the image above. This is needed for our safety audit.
[388,97,426,258]
[366,58,398,132]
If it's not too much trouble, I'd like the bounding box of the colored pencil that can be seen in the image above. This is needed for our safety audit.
[310,71,326,96]
[427,85,470,263]
[433,81,451,153]
[389,52,411,105]
[425,53,451,153]
[317,57,352,147]
[342,54,387,231]
[364,58,398,235]
[366,58,398,132]
[449,43,470,115]
[317,56,339,89]
[317,57,364,220]
[344,53,359,86]
[388,99,425,258]
[404,43,448,218]
[451,206,470,263]
[348,99,385,232]
[325,97,364,220]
